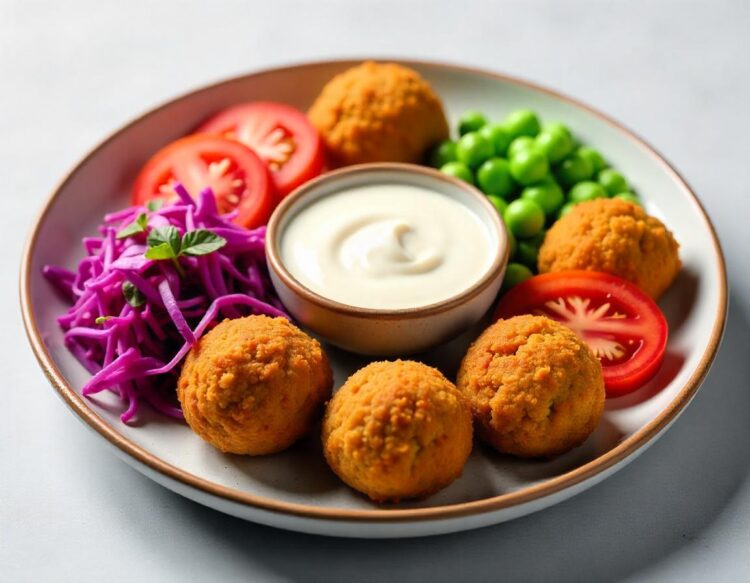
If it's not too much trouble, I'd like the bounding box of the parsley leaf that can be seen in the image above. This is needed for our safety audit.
[143,226,226,277]
[116,213,148,239]
[122,281,145,308]
[144,242,176,260]
[180,230,227,256]
[146,199,164,212]
[147,226,181,257]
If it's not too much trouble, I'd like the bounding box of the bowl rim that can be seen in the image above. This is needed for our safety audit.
[19,58,728,524]
[265,162,509,318]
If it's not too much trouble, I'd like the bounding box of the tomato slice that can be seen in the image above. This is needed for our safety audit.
[494,271,668,397]
[132,135,274,228]
[196,102,324,198]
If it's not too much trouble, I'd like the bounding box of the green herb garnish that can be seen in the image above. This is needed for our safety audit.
[146,199,164,212]
[116,213,148,239]
[145,226,226,276]
[146,226,182,258]
[122,281,145,308]
[180,230,229,256]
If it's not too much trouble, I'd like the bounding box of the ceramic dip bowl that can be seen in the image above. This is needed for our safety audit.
[265,162,509,355]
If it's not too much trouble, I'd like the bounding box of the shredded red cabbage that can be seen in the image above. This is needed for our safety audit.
[44,185,288,424]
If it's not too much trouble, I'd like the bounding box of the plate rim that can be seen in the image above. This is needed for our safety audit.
[20,58,728,523]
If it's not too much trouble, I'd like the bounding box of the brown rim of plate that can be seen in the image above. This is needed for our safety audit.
[19,58,728,524]
[265,162,510,319]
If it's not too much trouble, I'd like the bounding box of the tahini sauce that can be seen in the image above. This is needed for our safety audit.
[281,183,495,310]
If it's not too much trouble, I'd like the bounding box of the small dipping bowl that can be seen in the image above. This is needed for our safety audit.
[266,163,509,356]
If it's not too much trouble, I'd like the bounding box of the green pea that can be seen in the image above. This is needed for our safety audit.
[440,161,474,185]
[516,241,539,269]
[569,181,606,203]
[544,122,572,139]
[556,153,594,187]
[614,192,642,206]
[502,262,534,290]
[458,110,487,135]
[576,146,606,174]
[521,179,564,215]
[429,140,457,168]
[479,124,512,157]
[535,125,574,163]
[598,168,629,196]
[503,109,541,139]
[487,194,509,216]
[456,132,494,168]
[507,136,536,158]
[504,198,545,238]
[510,149,549,185]
[477,158,515,197]
[557,201,578,220]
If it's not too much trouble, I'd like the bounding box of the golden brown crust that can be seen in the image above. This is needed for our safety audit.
[322,360,473,502]
[307,61,449,167]
[177,316,332,455]
[537,198,681,299]
[457,315,605,458]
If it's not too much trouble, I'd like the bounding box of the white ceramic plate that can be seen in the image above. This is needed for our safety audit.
[21,60,727,538]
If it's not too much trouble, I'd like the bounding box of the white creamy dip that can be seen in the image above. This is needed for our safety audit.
[281,183,495,309]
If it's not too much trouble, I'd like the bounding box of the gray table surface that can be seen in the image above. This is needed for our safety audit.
[2,0,749,581]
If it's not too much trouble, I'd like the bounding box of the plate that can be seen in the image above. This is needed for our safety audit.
[20,60,727,538]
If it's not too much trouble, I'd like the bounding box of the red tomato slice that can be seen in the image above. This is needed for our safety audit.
[494,271,668,397]
[132,135,274,228]
[196,102,324,198]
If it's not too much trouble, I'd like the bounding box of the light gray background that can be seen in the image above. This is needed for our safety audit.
[2,1,749,581]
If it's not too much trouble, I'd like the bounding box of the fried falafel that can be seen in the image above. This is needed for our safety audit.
[538,198,680,299]
[307,61,449,167]
[178,315,332,455]
[457,315,605,458]
[322,360,472,502]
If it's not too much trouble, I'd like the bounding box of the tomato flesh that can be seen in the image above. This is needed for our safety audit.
[197,102,324,198]
[132,135,274,228]
[494,271,668,397]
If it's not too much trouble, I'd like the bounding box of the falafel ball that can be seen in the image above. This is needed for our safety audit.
[322,360,472,502]
[307,61,449,167]
[178,315,333,455]
[538,198,680,299]
[457,315,604,458]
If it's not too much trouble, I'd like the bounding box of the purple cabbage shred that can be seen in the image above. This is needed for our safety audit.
[43,185,288,425]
